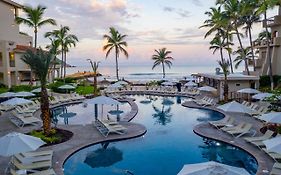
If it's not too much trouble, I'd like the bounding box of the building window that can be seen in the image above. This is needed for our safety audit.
[236,83,240,86]
[0,52,2,67]
[9,52,15,67]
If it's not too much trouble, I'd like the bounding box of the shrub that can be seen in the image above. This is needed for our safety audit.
[10,85,34,92]
[48,81,65,93]
[0,87,8,93]
[260,75,281,87]
[75,85,98,95]
[30,129,61,143]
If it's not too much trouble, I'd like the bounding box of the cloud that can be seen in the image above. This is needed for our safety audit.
[192,0,203,7]
[163,6,190,18]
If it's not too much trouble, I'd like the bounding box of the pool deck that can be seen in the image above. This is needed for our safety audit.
[182,100,277,175]
[0,97,146,175]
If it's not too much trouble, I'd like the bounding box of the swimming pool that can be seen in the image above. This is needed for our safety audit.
[63,95,258,175]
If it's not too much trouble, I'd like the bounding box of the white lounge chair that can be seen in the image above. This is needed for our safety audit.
[10,168,56,175]
[244,130,274,142]
[209,116,235,129]
[225,123,254,138]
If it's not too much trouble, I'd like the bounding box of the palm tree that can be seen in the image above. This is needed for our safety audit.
[233,47,253,70]
[152,48,174,78]
[46,38,61,81]
[45,26,78,80]
[241,0,260,71]
[21,48,55,135]
[103,27,128,81]
[257,0,280,90]
[218,59,230,102]
[16,5,56,48]
[223,0,250,75]
[209,36,228,62]
[87,59,100,97]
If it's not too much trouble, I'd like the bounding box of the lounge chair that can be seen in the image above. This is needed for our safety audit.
[13,153,52,165]
[10,111,41,127]
[209,116,235,128]
[221,122,246,132]
[0,104,15,111]
[262,148,281,161]
[23,150,53,157]
[11,157,52,170]
[225,123,253,138]
[10,168,56,175]
[244,130,274,142]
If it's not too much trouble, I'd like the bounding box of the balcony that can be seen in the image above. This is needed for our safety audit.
[266,16,281,27]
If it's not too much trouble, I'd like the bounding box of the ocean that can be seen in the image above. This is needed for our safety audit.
[66,64,242,82]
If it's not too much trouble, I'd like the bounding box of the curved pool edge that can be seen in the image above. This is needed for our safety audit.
[182,101,274,175]
[54,122,147,175]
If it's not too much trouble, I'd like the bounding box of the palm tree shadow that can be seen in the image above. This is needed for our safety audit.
[152,104,172,126]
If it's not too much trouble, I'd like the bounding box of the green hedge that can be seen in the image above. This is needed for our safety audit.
[10,85,35,92]
[48,81,65,93]
[75,85,97,95]
[260,75,281,87]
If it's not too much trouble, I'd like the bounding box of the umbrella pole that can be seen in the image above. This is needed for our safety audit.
[94,104,98,120]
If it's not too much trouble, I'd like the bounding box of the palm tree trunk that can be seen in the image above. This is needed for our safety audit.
[60,47,64,79]
[226,34,234,73]
[63,51,67,83]
[224,77,228,102]
[115,47,119,80]
[40,83,51,135]
[93,74,97,97]
[34,27,37,48]
[235,22,250,75]
[162,62,165,78]
[219,47,224,62]
[264,11,274,90]
[248,27,256,72]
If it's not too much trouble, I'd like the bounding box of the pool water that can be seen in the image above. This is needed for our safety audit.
[63,95,258,175]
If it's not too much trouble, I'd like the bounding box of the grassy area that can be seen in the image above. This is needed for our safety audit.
[75,85,95,95]
[0,87,9,93]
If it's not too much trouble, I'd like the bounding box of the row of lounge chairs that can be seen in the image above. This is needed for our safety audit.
[210,116,281,174]
[10,150,56,175]
[93,119,127,137]
[49,94,85,105]
[241,101,269,116]
[194,96,214,106]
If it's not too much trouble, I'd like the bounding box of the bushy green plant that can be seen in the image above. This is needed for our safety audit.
[48,81,64,92]
[0,87,8,93]
[260,75,281,87]
[30,129,61,143]
[10,85,34,92]
[75,85,98,95]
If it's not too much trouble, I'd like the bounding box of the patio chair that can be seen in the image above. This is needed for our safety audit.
[226,123,253,138]
[10,111,41,127]
[262,148,281,161]
[23,150,53,157]
[209,116,235,129]
[13,153,52,165]
[244,130,274,142]
[0,104,15,111]
[221,122,246,132]
[11,157,52,170]
[10,168,56,175]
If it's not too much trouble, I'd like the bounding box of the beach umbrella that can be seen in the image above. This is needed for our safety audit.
[0,132,45,157]
[15,91,35,97]
[1,97,33,106]
[58,84,76,90]
[198,86,217,92]
[161,81,175,86]
[263,136,281,154]
[237,88,260,94]
[259,112,281,124]
[184,81,197,87]
[31,88,50,93]
[0,92,16,98]
[84,147,123,168]
[177,161,250,175]
[217,101,255,114]
[107,83,123,89]
[252,93,274,100]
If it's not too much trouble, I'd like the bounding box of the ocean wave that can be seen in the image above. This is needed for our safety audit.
[129,73,176,76]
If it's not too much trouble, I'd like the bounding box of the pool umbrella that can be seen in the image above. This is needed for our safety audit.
[84,147,123,168]
[58,84,76,90]
[0,132,45,157]
[31,88,50,93]
[237,88,260,94]
[140,99,152,104]
[252,93,274,100]
[107,83,123,89]
[15,91,35,97]
[259,112,281,124]
[263,136,281,154]
[217,101,255,114]
[115,81,128,85]
[161,81,175,86]
[198,86,217,92]
[1,97,33,106]
[86,96,121,105]
[177,161,250,175]
[184,81,197,87]
[0,92,16,98]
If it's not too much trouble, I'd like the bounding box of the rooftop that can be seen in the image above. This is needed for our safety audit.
[0,0,22,8]
[195,72,260,81]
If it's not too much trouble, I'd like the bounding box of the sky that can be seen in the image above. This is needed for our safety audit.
[15,0,278,67]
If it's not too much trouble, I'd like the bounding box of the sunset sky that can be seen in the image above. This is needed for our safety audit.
[15,0,278,67]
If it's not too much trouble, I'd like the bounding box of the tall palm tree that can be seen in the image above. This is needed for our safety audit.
[87,59,100,97]
[21,48,55,135]
[233,47,253,70]
[223,0,250,75]
[209,36,228,62]
[16,5,56,48]
[45,26,78,80]
[103,27,128,81]
[257,0,280,90]
[218,59,230,102]
[152,48,174,78]
[241,0,260,71]
[46,38,61,81]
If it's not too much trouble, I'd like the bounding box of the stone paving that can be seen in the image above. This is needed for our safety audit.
[182,100,276,175]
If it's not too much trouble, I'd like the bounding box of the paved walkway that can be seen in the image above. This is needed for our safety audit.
[182,101,276,175]
[0,98,146,175]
